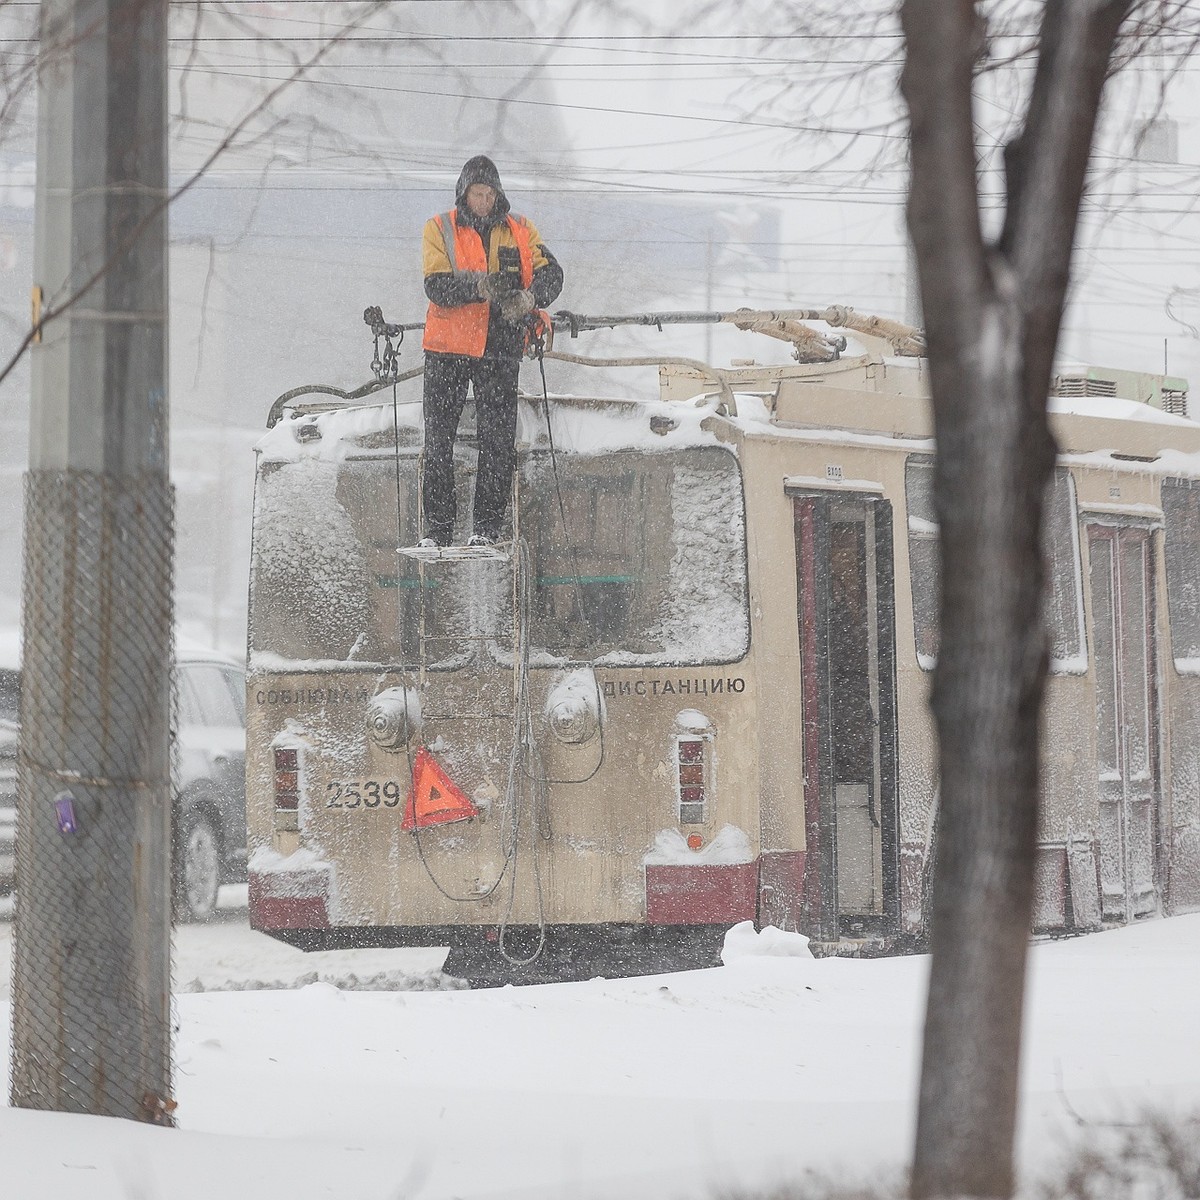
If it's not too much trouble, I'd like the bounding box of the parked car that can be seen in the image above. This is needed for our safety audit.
[0,664,18,894]
[173,650,248,920]
[0,646,246,921]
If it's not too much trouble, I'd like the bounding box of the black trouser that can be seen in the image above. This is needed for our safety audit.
[422,351,520,544]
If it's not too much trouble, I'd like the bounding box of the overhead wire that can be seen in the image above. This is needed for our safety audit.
[162,62,911,141]
[519,333,607,787]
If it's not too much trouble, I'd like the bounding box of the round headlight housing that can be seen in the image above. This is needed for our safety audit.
[547,697,597,744]
[543,669,602,744]
[366,687,421,750]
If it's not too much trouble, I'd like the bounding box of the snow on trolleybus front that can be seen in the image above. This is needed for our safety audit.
[245,306,1200,982]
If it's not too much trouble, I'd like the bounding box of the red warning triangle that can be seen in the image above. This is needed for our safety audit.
[402,747,481,831]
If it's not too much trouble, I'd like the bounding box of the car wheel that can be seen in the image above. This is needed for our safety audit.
[177,810,221,922]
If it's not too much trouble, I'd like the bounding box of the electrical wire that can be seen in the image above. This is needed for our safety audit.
[520,339,608,787]
[380,340,625,964]
[159,63,909,142]
[533,344,591,638]
[357,335,515,908]
[496,536,549,967]
[385,377,548,962]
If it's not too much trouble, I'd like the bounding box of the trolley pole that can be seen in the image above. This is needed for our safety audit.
[10,0,174,1121]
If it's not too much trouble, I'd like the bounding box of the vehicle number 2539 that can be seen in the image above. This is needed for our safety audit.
[326,780,403,809]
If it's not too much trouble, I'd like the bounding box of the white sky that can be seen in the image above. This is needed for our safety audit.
[522,1,1200,382]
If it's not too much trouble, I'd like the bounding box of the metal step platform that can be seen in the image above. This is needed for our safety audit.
[399,542,512,563]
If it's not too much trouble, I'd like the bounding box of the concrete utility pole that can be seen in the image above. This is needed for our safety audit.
[10,0,174,1121]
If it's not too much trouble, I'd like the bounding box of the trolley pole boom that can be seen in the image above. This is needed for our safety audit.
[362,304,926,360]
[268,303,928,427]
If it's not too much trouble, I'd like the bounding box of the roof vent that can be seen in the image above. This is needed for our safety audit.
[1162,387,1188,418]
[1054,375,1117,399]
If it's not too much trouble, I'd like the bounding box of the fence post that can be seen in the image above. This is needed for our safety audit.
[10,0,173,1121]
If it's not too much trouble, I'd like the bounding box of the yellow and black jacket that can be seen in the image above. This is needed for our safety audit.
[422,166,562,359]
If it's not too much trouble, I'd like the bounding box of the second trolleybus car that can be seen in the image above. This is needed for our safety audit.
[245,313,1200,981]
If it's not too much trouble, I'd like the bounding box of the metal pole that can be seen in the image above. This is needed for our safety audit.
[11,0,173,1122]
[704,230,714,365]
[905,240,923,329]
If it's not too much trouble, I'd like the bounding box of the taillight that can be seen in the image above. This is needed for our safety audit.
[676,737,708,824]
[274,748,299,811]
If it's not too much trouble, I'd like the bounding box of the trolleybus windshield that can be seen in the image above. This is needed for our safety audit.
[249,444,749,669]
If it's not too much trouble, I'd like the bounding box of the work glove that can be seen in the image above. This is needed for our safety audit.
[499,288,536,322]
[476,273,513,304]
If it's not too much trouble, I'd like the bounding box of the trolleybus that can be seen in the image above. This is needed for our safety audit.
[244,310,1200,981]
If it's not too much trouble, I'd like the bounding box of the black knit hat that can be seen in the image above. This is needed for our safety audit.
[455,155,510,216]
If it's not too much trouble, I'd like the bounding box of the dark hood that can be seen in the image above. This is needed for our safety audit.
[454,155,511,222]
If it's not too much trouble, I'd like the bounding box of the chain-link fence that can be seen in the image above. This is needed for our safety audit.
[9,469,175,1122]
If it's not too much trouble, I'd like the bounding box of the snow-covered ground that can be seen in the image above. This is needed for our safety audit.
[0,904,1198,1200]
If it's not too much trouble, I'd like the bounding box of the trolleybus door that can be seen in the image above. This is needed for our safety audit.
[794,493,900,942]
[1087,523,1160,921]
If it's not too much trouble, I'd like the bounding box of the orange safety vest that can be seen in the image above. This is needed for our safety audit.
[423,210,535,357]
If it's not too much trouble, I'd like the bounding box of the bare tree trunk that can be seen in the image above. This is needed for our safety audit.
[901,1,1133,1196]
[910,304,1055,1200]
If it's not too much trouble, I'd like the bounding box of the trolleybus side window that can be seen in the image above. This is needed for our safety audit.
[904,458,939,671]
[1042,469,1086,672]
[903,459,1085,671]
[1162,478,1200,673]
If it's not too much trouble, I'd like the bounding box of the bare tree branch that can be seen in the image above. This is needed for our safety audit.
[901,1,990,331]
[0,0,392,392]
[1002,1,1133,341]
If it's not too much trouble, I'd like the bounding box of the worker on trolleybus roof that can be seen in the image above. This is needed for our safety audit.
[419,155,564,548]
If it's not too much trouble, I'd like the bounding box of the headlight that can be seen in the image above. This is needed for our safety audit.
[547,697,597,744]
[366,687,421,750]
[544,669,602,744]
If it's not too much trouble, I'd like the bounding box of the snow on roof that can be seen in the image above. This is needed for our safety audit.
[257,392,728,464]
[256,400,423,464]
[1049,393,1195,427]
[256,375,1196,472]
[523,393,726,454]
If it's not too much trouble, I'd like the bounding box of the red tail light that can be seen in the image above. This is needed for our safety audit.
[676,737,707,824]
[274,747,300,811]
